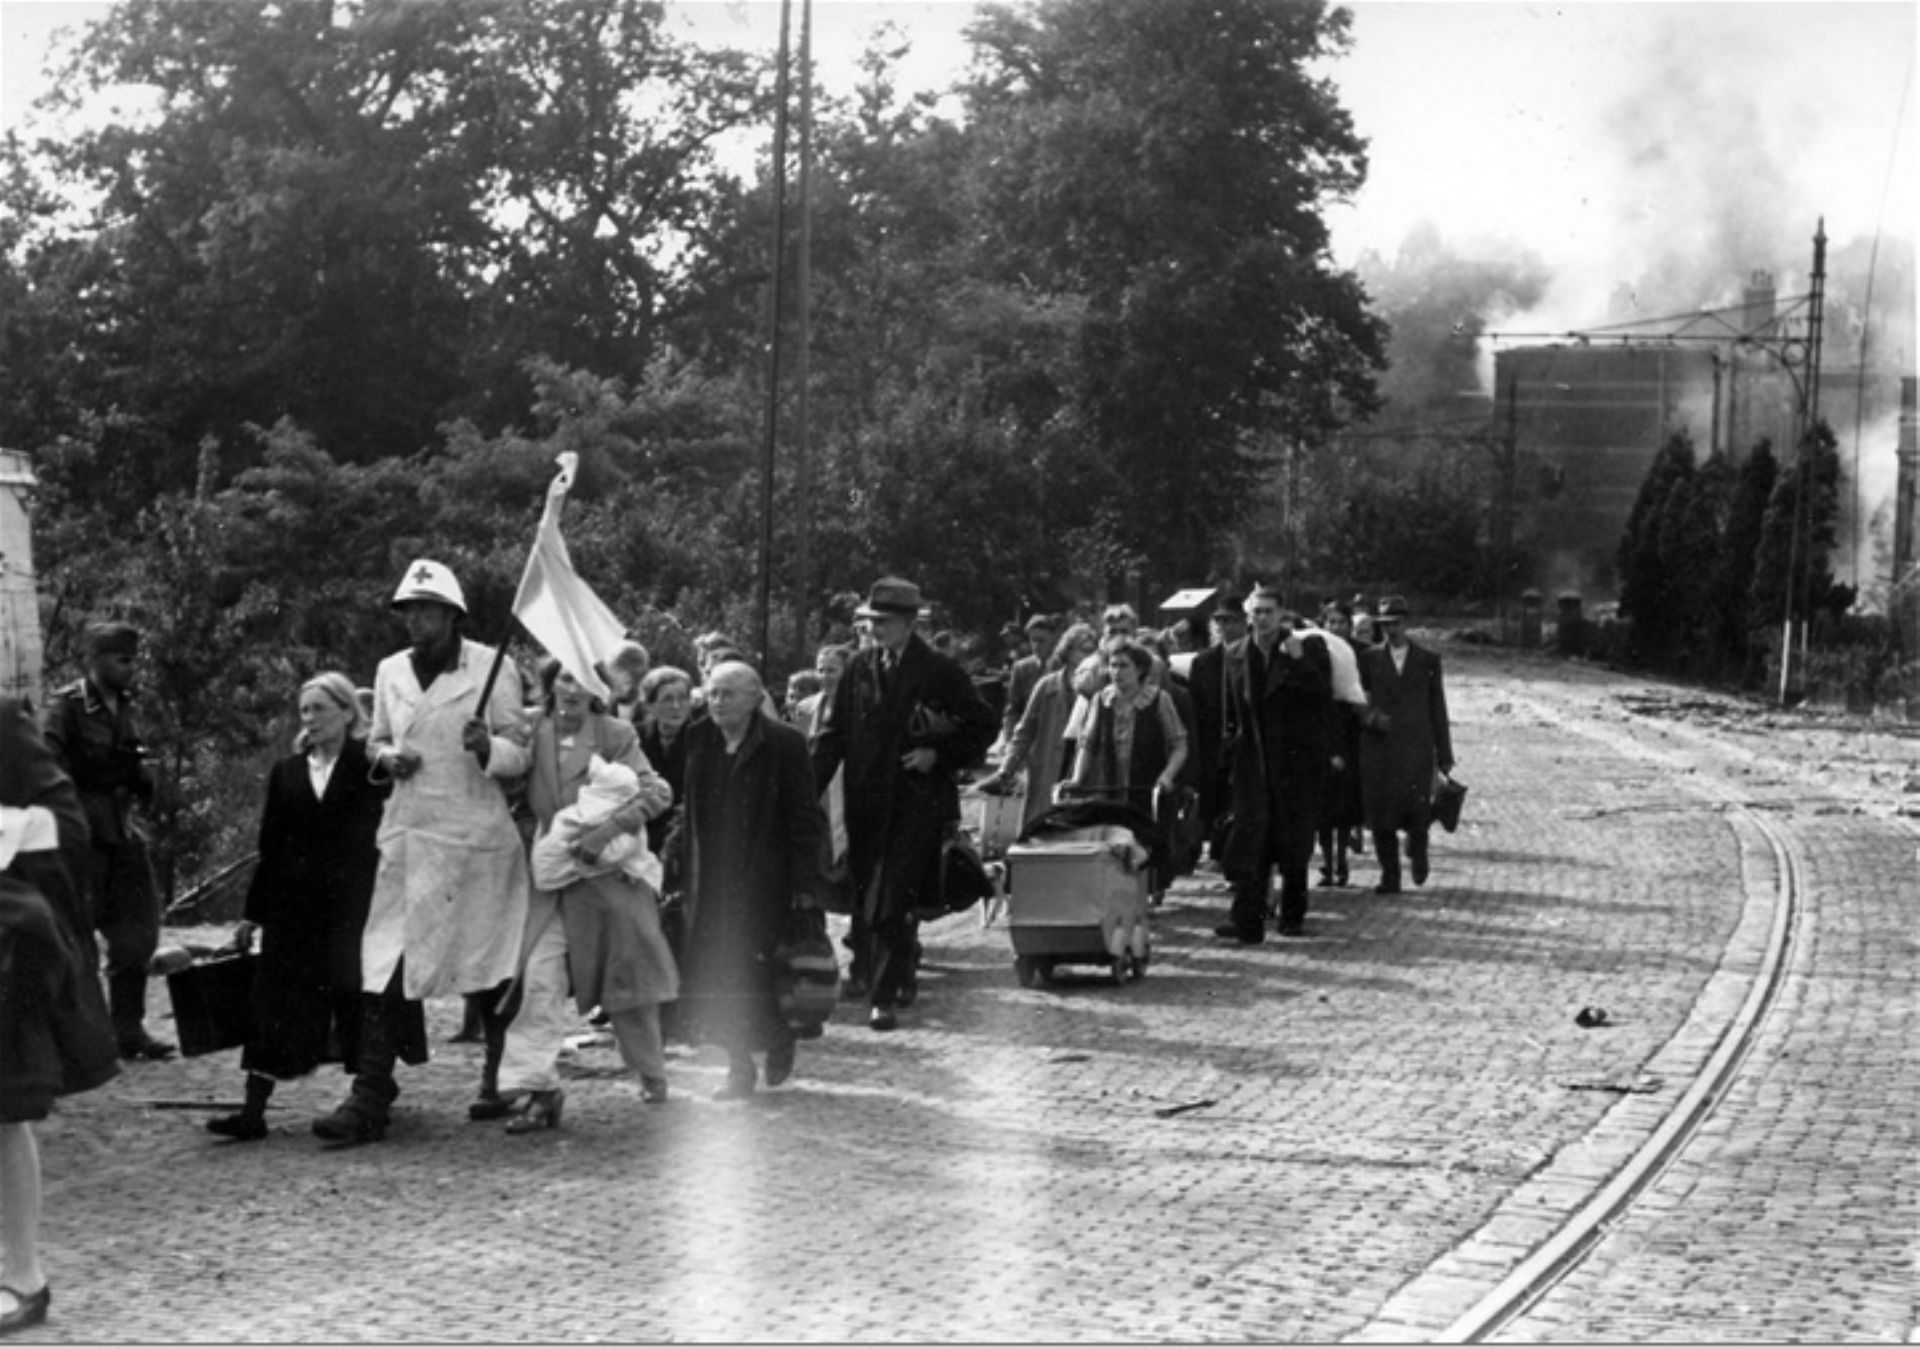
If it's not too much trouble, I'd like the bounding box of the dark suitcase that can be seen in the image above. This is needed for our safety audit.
[166,952,258,1057]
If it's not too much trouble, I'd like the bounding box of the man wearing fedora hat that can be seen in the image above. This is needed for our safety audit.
[811,577,995,1030]
[312,559,533,1144]
[1356,596,1454,895]
[42,621,175,1060]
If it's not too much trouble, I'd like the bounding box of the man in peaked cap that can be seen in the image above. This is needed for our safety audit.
[1186,590,1247,865]
[312,559,534,1145]
[1356,596,1455,895]
[42,620,175,1060]
[811,577,995,1031]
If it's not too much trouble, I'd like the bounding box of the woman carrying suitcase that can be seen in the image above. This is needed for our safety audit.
[207,673,393,1141]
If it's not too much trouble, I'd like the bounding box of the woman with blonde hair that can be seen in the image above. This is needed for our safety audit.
[207,673,394,1141]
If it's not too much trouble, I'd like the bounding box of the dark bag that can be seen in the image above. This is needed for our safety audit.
[1432,774,1468,833]
[916,828,994,921]
[167,951,259,1057]
[774,906,839,1038]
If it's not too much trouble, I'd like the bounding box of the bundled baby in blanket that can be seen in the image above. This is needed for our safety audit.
[531,754,662,893]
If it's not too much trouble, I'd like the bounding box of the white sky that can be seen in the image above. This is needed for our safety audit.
[4,0,1917,331]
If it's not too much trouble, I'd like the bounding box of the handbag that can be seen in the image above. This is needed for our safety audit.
[917,827,995,920]
[166,951,259,1057]
[774,905,839,1037]
[1432,773,1468,833]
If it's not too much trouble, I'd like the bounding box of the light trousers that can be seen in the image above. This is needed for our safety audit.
[499,890,667,1092]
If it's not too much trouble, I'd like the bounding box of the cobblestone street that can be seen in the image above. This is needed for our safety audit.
[9,646,1916,1342]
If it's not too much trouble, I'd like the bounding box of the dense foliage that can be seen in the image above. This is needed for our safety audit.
[1615,422,1859,687]
[3,0,1399,883]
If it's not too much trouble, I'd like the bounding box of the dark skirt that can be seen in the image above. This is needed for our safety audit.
[0,874,119,1122]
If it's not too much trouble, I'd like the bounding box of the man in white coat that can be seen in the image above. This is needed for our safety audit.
[313,560,531,1145]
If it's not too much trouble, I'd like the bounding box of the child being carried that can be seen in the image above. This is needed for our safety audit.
[531,754,662,894]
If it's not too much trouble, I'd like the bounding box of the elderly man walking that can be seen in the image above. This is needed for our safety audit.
[312,560,532,1145]
[811,578,995,1031]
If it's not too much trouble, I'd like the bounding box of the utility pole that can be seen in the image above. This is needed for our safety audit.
[791,0,814,662]
[1778,218,1827,705]
[754,0,795,670]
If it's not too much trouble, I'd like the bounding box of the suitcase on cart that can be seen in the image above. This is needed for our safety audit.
[1004,830,1151,987]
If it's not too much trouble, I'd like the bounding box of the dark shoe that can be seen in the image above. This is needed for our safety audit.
[206,1111,268,1142]
[868,1005,899,1032]
[1373,881,1402,896]
[117,1034,176,1062]
[1213,923,1263,946]
[0,1284,50,1336]
[1317,868,1333,886]
[641,1076,669,1105]
[1277,921,1306,938]
[312,1099,387,1145]
[467,1090,522,1123]
[504,1088,564,1134]
[839,976,868,1003]
[764,1040,797,1088]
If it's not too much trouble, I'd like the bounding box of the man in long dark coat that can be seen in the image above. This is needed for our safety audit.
[811,577,996,1031]
[1216,587,1339,942]
[1185,592,1246,864]
[671,662,824,1097]
[1357,596,1454,894]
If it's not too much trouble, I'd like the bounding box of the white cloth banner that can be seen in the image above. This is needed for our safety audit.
[512,452,626,703]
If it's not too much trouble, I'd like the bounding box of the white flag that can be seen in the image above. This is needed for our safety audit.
[511,452,626,704]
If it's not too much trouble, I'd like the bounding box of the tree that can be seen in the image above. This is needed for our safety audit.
[957,0,1386,586]
[0,0,768,517]
[1616,429,1697,663]
[1712,439,1777,681]
[1751,418,1848,635]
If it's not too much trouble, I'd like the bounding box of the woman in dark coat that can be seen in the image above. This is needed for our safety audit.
[637,666,694,855]
[667,663,824,1098]
[1,697,118,1333]
[207,673,393,1141]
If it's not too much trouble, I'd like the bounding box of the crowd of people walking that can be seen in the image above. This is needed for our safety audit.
[0,559,1456,1333]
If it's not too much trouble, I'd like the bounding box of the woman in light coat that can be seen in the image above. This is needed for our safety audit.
[492,660,677,1131]
[981,622,1099,828]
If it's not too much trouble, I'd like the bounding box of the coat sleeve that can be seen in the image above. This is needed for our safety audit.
[603,719,672,823]
[241,762,290,927]
[809,662,853,789]
[1428,651,1454,773]
[5,698,88,852]
[777,729,826,906]
[933,662,997,774]
[1001,675,1048,777]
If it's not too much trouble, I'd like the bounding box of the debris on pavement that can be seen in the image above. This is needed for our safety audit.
[1152,1098,1218,1119]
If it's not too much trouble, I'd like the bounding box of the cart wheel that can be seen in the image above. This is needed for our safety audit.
[1015,956,1040,989]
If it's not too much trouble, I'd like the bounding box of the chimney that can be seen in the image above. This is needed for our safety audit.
[1742,269,1777,338]
[1895,376,1918,579]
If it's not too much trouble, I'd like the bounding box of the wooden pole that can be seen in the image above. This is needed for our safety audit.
[755,0,795,670]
